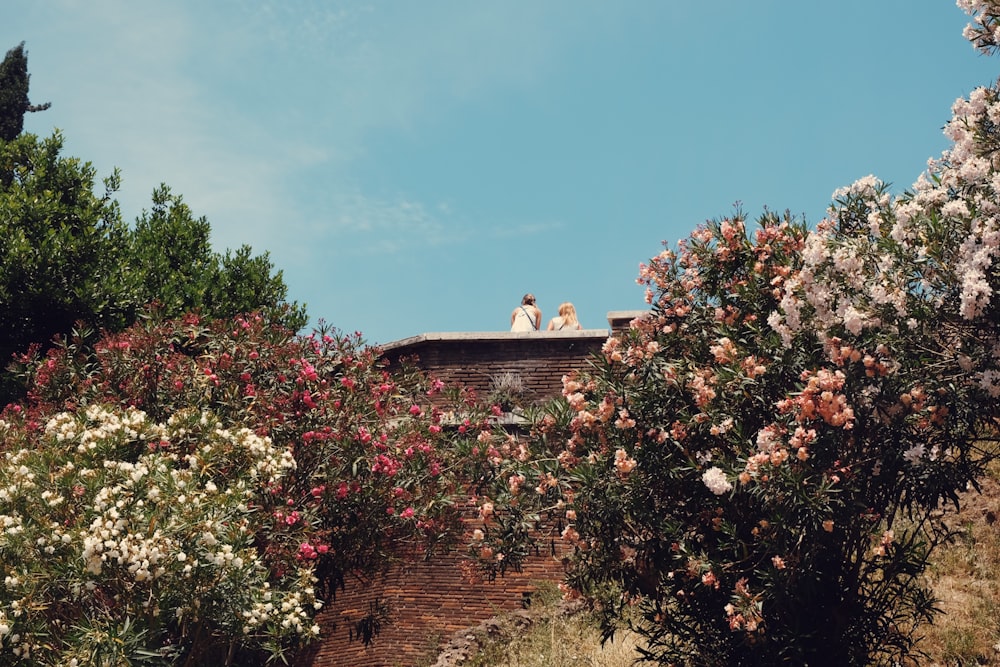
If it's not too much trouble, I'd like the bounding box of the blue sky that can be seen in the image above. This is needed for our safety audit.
[4,1,997,345]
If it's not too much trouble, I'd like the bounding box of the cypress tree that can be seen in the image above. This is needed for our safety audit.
[0,42,50,141]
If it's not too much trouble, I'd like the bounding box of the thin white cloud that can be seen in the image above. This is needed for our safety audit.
[7,0,606,271]
[12,1,309,247]
[278,187,563,264]
[490,221,566,239]
[304,189,455,256]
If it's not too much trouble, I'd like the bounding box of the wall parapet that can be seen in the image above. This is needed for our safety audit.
[381,330,611,406]
[379,311,648,406]
[606,309,648,334]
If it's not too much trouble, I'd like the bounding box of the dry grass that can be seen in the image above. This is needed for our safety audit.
[436,581,641,667]
[464,610,641,667]
[920,467,1000,666]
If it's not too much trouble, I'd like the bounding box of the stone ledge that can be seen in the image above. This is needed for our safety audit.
[380,329,610,352]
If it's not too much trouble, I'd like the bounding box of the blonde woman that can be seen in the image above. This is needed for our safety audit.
[547,302,582,330]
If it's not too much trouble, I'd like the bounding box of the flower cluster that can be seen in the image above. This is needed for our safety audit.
[777,368,855,429]
[0,404,319,664]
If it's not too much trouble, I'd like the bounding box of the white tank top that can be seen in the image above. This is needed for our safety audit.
[511,306,537,331]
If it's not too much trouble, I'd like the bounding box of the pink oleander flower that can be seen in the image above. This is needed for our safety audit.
[561,526,580,542]
[710,337,737,364]
[614,409,636,430]
[508,474,525,495]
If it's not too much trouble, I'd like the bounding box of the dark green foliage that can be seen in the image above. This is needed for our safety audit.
[0,42,50,142]
[126,185,217,316]
[0,133,129,387]
[0,44,303,404]
[0,132,306,404]
[124,185,306,329]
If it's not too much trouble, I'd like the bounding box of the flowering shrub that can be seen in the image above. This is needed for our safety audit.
[0,404,319,664]
[2,312,497,663]
[472,4,1000,665]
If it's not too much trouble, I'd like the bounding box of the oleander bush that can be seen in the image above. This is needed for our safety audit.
[472,3,1000,665]
[0,312,498,665]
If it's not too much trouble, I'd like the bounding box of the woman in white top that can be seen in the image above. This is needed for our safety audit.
[547,302,582,330]
[510,293,542,331]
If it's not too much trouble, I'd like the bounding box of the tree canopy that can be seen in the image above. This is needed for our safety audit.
[0,131,306,404]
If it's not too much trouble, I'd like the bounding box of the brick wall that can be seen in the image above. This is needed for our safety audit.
[380,329,611,406]
[297,512,570,667]
[296,312,646,666]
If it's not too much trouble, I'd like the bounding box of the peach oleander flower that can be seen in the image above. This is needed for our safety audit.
[614,448,637,475]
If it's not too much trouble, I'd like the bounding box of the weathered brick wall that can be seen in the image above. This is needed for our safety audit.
[297,512,569,667]
[297,313,647,666]
[380,330,611,406]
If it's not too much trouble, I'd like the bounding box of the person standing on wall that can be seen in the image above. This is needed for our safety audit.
[547,302,582,330]
[510,293,542,331]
